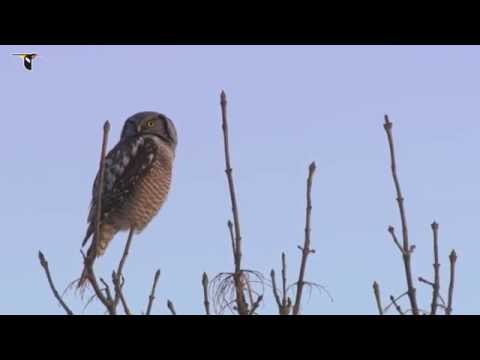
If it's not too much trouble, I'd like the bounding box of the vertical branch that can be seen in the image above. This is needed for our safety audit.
[430,222,440,315]
[383,115,419,315]
[202,272,211,315]
[80,121,117,315]
[292,162,316,315]
[281,252,288,307]
[113,227,135,308]
[38,251,74,315]
[445,250,457,315]
[220,90,248,315]
[372,281,384,315]
[146,269,161,315]
[89,121,111,266]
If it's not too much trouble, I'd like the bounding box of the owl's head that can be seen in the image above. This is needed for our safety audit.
[121,112,178,150]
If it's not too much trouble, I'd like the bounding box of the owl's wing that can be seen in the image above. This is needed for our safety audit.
[83,136,157,246]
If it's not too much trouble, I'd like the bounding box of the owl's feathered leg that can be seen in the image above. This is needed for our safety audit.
[78,223,118,289]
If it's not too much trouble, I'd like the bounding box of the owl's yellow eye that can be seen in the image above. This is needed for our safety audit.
[146,120,155,128]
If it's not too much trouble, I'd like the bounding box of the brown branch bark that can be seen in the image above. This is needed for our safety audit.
[38,251,74,315]
[292,162,316,315]
[446,250,457,315]
[430,222,440,315]
[383,115,419,315]
[146,269,161,315]
[372,281,383,315]
[220,90,248,315]
[202,272,211,315]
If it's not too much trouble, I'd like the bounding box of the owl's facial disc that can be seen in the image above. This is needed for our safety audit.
[121,112,177,150]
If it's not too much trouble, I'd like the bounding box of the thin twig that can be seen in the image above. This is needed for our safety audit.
[389,295,405,315]
[112,271,131,315]
[418,277,447,306]
[383,115,419,315]
[446,250,457,315]
[99,278,113,303]
[293,162,316,315]
[281,252,288,307]
[384,291,408,313]
[167,300,176,315]
[249,295,263,315]
[202,272,211,315]
[372,281,383,315]
[270,269,283,309]
[430,222,440,315]
[146,269,161,315]
[38,251,74,315]
[113,227,135,308]
[220,90,248,315]
[388,226,405,255]
[81,250,116,314]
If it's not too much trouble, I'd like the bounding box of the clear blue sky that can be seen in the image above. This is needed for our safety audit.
[0,45,478,314]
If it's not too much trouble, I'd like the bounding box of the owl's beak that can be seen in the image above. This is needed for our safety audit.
[137,124,142,133]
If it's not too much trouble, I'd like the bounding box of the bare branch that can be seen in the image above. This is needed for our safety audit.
[372,281,383,315]
[249,295,263,315]
[81,250,116,314]
[293,161,316,315]
[167,300,176,315]
[113,228,135,308]
[388,226,405,255]
[88,120,111,267]
[270,269,283,310]
[430,221,440,315]
[220,90,248,315]
[281,252,288,307]
[384,291,408,313]
[38,251,74,315]
[383,115,419,315]
[144,269,161,315]
[389,294,405,315]
[446,250,457,315]
[202,272,211,315]
[112,271,131,315]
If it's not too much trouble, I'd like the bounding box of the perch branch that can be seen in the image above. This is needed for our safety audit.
[113,227,135,308]
[88,121,110,266]
[81,250,116,314]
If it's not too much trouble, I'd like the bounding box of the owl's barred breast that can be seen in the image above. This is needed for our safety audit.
[124,159,172,232]
[117,141,174,232]
[96,140,174,256]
